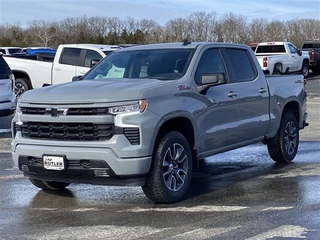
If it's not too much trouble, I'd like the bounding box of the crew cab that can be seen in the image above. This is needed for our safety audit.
[255,41,310,77]
[4,44,120,95]
[11,41,308,203]
[301,39,320,75]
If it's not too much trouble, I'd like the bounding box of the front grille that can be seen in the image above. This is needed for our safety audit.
[21,107,109,115]
[20,122,114,141]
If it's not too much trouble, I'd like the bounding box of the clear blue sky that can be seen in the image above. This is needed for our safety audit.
[1,0,319,28]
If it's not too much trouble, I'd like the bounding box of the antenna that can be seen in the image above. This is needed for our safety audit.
[182,38,191,46]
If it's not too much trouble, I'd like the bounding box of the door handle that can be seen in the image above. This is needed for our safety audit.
[227,91,237,97]
[259,88,267,94]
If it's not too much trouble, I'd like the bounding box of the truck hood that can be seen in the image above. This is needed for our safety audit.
[20,79,171,104]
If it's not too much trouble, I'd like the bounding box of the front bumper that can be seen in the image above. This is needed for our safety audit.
[12,143,151,186]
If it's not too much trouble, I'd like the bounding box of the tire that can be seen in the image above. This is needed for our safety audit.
[15,78,31,96]
[273,65,281,75]
[267,112,299,163]
[142,131,193,203]
[29,178,70,190]
[301,63,309,78]
[311,67,320,75]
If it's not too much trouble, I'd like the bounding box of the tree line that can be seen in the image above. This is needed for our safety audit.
[0,12,319,49]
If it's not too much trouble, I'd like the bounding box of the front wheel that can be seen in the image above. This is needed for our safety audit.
[142,131,193,203]
[29,178,70,190]
[267,112,299,163]
[301,63,309,78]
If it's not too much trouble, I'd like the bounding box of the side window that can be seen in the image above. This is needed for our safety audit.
[83,50,103,68]
[225,48,256,82]
[0,49,5,54]
[59,48,81,66]
[195,48,225,85]
[288,44,297,54]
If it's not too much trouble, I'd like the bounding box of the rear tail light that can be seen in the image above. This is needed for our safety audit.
[263,57,267,67]
[311,49,316,59]
[9,73,15,91]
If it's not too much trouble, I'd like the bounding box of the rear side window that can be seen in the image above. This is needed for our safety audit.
[225,48,256,82]
[0,57,12,78]
[59,48,81,66]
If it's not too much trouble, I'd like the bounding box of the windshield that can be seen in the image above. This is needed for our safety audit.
[83,48,194,81]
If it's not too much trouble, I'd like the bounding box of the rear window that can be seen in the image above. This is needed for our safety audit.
[302,43,320,48]
[256,45,286,53]
[0,56,12,77]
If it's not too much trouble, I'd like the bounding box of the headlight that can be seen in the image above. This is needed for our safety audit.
[108,100,147,115]
[15,98,23,124]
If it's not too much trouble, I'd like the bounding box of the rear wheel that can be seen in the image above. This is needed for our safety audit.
[142,131,193,203]
[301,63,309,78]
[29,178,70,190]
[267,112,299,163]
[273,64,282,75]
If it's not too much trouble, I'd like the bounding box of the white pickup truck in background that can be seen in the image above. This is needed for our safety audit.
[255,41,310,78]
[4,44,120,95]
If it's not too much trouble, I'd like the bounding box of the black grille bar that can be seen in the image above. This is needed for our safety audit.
[21,122,114,141]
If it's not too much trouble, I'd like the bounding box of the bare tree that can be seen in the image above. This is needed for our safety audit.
[247,18,268,43]
[219,13,249,43]
[28,20,56,47]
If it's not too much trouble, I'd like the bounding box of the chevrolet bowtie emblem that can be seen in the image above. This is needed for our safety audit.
[45,107,69,117]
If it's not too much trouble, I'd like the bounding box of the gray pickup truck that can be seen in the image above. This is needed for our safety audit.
[11,41,308,203]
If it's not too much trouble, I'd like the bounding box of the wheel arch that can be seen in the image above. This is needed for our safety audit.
[12,70,33,89]
[264,100,300,145]
[153,116,197,169]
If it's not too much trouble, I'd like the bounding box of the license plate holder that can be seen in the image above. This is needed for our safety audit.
[43,155,66,170]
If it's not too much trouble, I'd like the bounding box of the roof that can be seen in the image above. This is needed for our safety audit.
[59,44,120,51]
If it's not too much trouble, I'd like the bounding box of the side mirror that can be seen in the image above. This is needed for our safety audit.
[72,75,83,81]
[297,49,302,56]
[91,59,100,68]
[197,73,226,92]
[201,73,226,85]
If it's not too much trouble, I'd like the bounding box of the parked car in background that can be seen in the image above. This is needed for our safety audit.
[0,47,22,55]
[4,44,120,95]
[0,55,16,117]
[301,39,320,75]
[255,41,310,77]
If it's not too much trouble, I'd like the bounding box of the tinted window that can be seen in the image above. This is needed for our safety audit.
[195,48,225,85]
[59,48,81,66]
[303,43,320,48]
[225,48,256,82]
[0,56,12,78]
[256,45,285,53]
